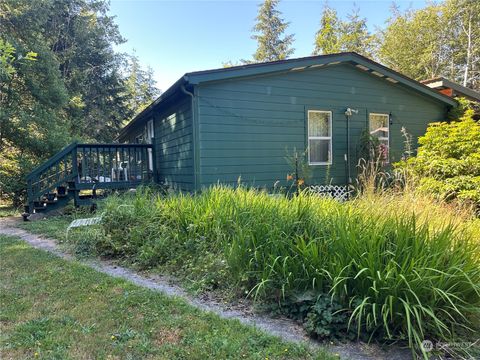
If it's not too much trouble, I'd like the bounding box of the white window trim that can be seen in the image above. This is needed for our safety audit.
[146,119,154,171]
[369,112,390,162]
[147,119,154,144]
[307,110,333,165]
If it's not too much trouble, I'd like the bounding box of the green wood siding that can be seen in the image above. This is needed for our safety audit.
[154,96,194,191]
[119,125,144,144]
[120,95,194,191]
[196,63,448,188]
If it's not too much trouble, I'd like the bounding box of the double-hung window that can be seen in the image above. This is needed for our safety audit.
[308,110,332,165]
[369,113,389,162]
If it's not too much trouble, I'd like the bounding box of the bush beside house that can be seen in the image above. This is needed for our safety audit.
[396,107,480,208]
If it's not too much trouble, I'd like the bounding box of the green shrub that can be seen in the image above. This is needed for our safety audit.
[97,186,480,357]
[0,144,34,207]
[396,108,480,208]
[279,292,353,340]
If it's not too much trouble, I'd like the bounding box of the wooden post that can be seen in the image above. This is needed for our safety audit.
[72,145,79,206]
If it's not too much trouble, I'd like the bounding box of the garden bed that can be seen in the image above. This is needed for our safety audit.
[17,186,480,359]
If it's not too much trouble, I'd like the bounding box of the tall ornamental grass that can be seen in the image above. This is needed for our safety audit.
[99,185,480,356]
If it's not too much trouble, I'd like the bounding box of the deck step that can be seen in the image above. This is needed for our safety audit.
[75,198,94,206]
[25,142,153,217]
[56,186,67,196]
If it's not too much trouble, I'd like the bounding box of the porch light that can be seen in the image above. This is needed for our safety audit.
[345,108,359,117]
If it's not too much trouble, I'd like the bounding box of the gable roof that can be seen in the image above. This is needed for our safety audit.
[118,52,456,140]
[421,77,480,102]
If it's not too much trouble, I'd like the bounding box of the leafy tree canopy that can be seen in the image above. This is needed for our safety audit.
[0,0,159,205]
[379,0,479,89]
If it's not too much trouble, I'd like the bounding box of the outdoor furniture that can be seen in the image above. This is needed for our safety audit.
[111,161,129,181]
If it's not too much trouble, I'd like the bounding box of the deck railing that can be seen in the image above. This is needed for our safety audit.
[76,143,154,186]
[26,142,155,212]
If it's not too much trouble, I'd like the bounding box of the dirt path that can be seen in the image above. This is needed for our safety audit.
[0,217,410,360]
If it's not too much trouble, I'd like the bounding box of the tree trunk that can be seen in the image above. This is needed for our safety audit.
[463,13,472,87]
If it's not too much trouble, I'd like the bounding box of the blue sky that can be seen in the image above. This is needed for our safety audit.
[109,0,427,91]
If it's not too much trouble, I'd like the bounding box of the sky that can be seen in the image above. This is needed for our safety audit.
[109,0,428,92]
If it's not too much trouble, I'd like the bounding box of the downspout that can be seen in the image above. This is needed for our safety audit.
[345,114,351,189]
[344,108,358,193]
[180,84,199,191]
[345,115,352,186]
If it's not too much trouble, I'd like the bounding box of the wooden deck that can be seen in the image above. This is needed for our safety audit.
[25,142,155,214]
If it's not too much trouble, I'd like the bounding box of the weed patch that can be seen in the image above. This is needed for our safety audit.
[96,186,480,358]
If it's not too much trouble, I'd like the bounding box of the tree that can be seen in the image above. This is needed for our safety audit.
[0,0,159,205]
[443,0,480,89]
[313,3,375,57]
[45,0,131,142]
[252,0,294,62]
[123,52,161,119]
[313,3,341,55]
[378,4,447,80]
[378,0,479,89]
[339,6,375,57]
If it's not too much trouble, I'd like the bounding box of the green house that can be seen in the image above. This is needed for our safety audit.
[118,52,455,191]
[24,52,456,215]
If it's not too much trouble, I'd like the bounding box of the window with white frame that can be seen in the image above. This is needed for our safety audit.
[308,110,332,165]
[369,113,389,162]
[147,119,154,144]
[146,119,154,171]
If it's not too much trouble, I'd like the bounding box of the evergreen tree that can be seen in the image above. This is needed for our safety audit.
[339,6,375,57]
[123,52,161,119]
[0,0,160,204]
[252,0,294,62]
[314,3,374,57]
[313,3,341,55]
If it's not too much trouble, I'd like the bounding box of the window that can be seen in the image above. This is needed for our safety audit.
[146,119,154,171]
[147,119,154,143]
[369,113,389,162]
[308,110,332,165]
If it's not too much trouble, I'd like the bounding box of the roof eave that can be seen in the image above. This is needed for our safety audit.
[185,52,355,84]
[116,76,189,141]
[185,52,456,107]
[352,56,457,107]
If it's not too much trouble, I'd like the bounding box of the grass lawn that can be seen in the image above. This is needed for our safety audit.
[17,215,74,241]
[0,235,336,360]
